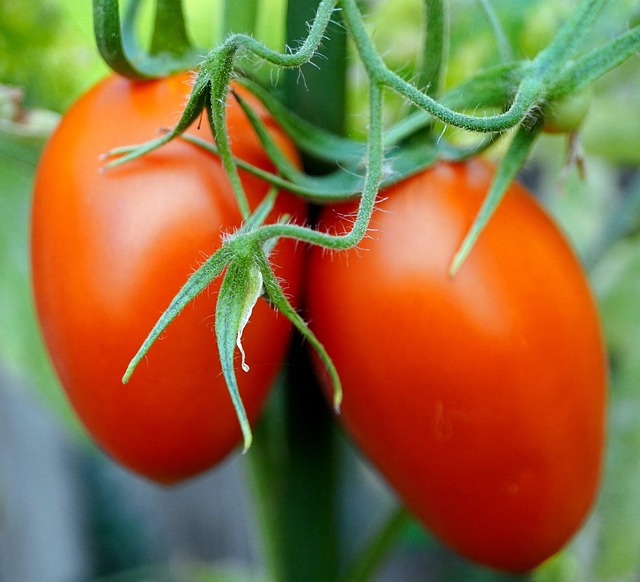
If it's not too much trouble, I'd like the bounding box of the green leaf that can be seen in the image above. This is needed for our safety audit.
[236,76,367,163]
[122,245,233,383]
[0,132,78,426]
[255,249,343,412]
[449,116,543,276]
[104,70,210,168]
[214,257,264,451]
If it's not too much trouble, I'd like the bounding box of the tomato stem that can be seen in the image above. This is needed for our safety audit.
[476,0,513,63]
[246,2,348,581]
[418,0,449,98]
[337,507,412,582]
[149,0,193,58]
[92,0,199,79]
[223,0,260,37]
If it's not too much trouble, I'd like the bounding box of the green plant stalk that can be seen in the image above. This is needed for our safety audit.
[283,0,347,138]
[150,0,192,56]
[476,0,513,63]
[93,0,199,78]
[223,0,260,36]
[419,0,448,97]
[246,2,348,581]
[337,507,411,582]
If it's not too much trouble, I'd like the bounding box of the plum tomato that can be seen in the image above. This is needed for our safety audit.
[306,158,606,572]
[31,72,306,484]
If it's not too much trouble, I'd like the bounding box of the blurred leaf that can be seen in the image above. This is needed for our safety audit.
[582,97,640,165]
[583,239,640,582]
[0,0,106,111]
[91,561,262,581]
[0,130,79,429]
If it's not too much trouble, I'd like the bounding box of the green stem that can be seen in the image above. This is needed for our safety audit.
[253,81,384,251]
[205,45,252,218]
[246,2,349,581]
[339,0,537,132]
[149,0,192,57]
[248,359,340,582]
[476,0,513,63]
[284,0,348,142]
[534,0,608,82]
[245,391,287,582]
[554,23,640,97]
[223,0,260,36]
[419,0,448,97]
[338,507,411,582]
[93,0,198,78]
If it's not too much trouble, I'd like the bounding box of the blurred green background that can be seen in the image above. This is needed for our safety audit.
[1,0,640,581]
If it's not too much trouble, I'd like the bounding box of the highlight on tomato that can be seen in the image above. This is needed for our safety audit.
[30,72,306,484]
[306,158,607,573]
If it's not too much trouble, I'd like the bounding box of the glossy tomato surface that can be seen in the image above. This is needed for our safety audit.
[307,159,606,572]
[31,73,306,484]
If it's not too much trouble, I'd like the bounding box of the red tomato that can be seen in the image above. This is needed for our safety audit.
[306,159,606,572]
[31,73,306,484]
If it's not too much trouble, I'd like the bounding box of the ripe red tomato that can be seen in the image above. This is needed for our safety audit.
[306,159,606,572]
[31,73,306,484]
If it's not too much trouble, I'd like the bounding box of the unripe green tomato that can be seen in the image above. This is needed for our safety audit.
[543,87,592,134]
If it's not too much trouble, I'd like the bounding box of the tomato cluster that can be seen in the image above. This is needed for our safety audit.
[31,74,606,571]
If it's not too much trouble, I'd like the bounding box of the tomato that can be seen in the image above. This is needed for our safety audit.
[31,73,306,484]
[306,159,606,572]
[543,87,592,134]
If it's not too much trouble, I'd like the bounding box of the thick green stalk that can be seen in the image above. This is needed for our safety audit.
[419,0,448,97]
[223,0,260,36]
[284,0,347,139]
[247,2,348,582]
[93,0,198,78]
[247,347,340,582]
[150,0,192,56]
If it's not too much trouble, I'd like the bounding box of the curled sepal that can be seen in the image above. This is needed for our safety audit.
[214,257,265,452]
[122,244,234,383]
[103,69,210,169]
[254,249,343,413]
[449,116,544,276]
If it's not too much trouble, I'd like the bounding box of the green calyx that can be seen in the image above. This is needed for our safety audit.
[122,192,341,452]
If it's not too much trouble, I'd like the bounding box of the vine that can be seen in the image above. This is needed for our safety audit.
[94,0,640,450]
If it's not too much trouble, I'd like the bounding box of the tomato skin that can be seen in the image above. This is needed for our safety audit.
[31,73,306,484]
[307,159,606,572]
